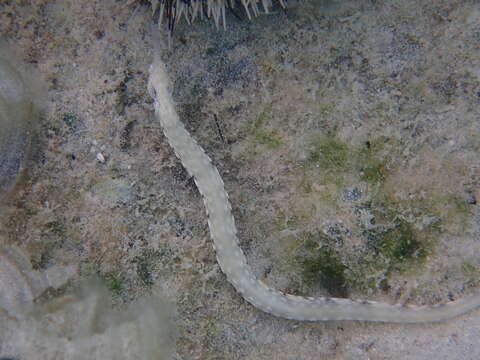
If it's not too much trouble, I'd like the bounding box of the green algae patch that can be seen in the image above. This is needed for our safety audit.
[299,237,348,297]
[462,260,480,287]
[358,150,388,185]
[308,136,349,172]
[282,232,349,297]
[360,192,436,275]
[107,276,124,297]
[355,138,395,185]
[360,163,387,184]
[278,135,460,295]
[248,124,472,301]
[367,219,428,268]
[250,110,283,149]
[254,130,282,148]
[303,135,394,188]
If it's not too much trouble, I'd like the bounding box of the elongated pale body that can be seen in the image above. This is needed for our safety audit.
[148,60,480,322]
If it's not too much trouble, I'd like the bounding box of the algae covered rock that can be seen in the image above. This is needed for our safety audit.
[0,56,34,198]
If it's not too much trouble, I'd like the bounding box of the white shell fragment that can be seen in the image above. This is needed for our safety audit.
[96,152,105,163]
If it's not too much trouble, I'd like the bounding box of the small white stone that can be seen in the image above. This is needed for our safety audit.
[96,152,106,163]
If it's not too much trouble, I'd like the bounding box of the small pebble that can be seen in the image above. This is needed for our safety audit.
[466,191,477,205]
[96,152,105,163]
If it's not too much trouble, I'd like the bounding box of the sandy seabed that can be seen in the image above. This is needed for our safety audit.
[1,0,480,359]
